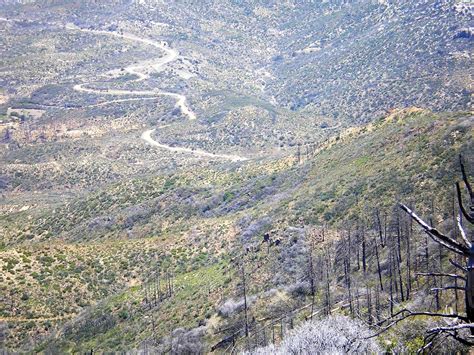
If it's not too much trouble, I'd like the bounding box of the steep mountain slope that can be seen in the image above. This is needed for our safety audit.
[1,109,471,351]
[268,0,473,122]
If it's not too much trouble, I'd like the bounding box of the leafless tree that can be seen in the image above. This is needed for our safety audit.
[241,262,250,338]
[375,155,474,349]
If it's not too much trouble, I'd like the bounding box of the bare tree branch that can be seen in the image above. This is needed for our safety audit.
[399,203,469,256]
[457,155,474,223]
[388,309,468,323]
[428,323,474,333]
[457,214,471,248]
[419,330,474,353]
[430,286,465,292]
[444,330,474,346]
[417,272,466,281]
[367,309,469,339]
[460,155,473,203]
[456,182,474,224]
[450,258,467,272]
[417,335,435,354]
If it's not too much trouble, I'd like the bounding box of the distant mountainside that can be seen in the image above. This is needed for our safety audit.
[1,0,472,124]
[268,0,472,121]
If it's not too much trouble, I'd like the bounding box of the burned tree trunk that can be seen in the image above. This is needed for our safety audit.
[406,212,412,299]
[361,224,367,274]
[373,234,384,291]
[308,240,316,320]
[239,262,250,339]
[458,157,474,326]
[325,247,331,315]
[375,209,385,247]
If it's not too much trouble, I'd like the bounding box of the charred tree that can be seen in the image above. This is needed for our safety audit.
[379,155,474,347]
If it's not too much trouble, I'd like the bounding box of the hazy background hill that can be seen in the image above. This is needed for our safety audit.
[1,0,472,124]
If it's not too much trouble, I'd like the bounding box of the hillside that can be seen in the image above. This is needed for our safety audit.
[1,109,472,351]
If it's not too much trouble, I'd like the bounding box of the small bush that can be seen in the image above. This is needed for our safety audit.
[218,296,257,318]
[247,315,380,354]
[170,326,205,354]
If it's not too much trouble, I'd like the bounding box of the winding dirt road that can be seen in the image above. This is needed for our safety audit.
[141,129,247,162]
[66,25,245,160]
